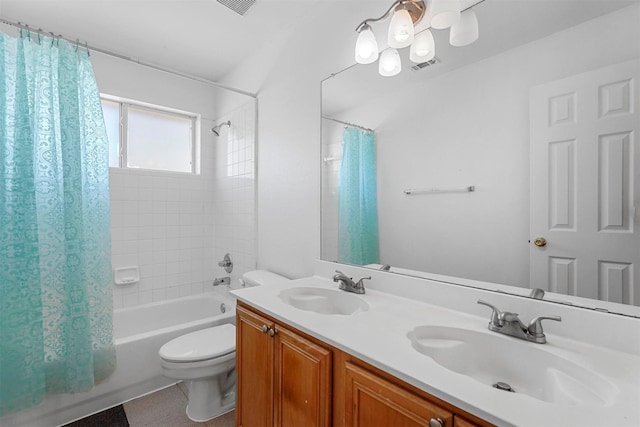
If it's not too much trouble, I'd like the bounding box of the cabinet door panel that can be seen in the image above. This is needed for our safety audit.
[344,362,452,427]
[236,306,274,427]
[274,326,332,427]
[454,415,484,427]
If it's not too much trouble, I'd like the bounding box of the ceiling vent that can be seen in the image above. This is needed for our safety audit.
[216,0,256,16]
[410,58,438,71]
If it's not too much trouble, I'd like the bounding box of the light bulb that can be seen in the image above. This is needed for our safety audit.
[387,7,414,48]
[378,48,401,77]
[410,29,435,63]
[450,9,479,47]
[430,0,461,30]
[355,25,379,64]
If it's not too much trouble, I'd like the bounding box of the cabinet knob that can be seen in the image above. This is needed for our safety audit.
[429,418,444,427]
[261,325,269,333]
[268,327,276,337]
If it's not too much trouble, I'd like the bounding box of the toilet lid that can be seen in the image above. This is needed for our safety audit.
[159,324,236,362]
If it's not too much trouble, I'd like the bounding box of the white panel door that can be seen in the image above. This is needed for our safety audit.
[530,59,640,306]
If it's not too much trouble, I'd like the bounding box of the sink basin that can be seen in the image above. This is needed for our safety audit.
[279,287,369,315]
[408,326,617,406]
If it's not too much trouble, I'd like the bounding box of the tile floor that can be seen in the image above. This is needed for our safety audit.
[124,384,234,427]
[69,384,235,427]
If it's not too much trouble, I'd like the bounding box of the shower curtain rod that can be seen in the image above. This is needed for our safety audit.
[322,115,374,133]
[0,17,257,99]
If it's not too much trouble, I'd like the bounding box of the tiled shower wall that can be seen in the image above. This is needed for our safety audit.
[110,101,256,309]
[212,102,257,290]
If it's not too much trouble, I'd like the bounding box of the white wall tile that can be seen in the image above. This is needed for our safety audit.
[152,288,166,302]
[123,292,139,308]
[108,100,256,308]
[138,290,153,305]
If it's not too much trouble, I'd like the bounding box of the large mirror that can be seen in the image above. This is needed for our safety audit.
[321,0,640,316]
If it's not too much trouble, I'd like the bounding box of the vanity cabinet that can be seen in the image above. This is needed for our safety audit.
[342,361,452,426]
[236,302,492,427]
[236,304,332,427]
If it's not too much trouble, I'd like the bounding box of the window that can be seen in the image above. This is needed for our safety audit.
[101,95,199,173]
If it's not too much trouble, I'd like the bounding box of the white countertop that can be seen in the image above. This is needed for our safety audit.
[232,276,640,427]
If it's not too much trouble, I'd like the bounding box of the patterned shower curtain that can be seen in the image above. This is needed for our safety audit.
[338,126,379,265]
[0,31,115,416]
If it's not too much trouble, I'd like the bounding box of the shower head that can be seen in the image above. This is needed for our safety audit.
[210,120,231,136]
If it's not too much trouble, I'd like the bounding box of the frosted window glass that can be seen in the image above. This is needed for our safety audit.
[127,106,193,173]
[101,99,120,167]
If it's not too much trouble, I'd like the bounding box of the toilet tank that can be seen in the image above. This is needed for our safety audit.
[241,270,289,287]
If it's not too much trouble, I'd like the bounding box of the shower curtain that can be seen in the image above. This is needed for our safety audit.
[338,126,379,265]
[0,31,115,417]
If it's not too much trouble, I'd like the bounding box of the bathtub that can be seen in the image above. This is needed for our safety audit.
[1,293,235,427]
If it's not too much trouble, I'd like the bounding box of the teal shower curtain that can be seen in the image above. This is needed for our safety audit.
[0,32,115,416]
[338,126,379,265]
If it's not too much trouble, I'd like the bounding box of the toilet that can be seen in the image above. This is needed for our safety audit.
[158,270,289,422]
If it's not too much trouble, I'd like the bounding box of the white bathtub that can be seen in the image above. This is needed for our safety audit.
[1,293,235,427]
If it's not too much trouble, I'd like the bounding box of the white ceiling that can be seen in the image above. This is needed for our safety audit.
[0,0,637,88]
[0,0,321,81]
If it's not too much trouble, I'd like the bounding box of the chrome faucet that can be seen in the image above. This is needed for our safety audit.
[477,300,561,344]
[333,270,370,294]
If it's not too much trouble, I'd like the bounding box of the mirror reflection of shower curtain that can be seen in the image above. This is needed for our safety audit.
[338,127,379,265]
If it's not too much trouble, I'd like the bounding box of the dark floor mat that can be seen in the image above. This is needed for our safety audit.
[63,405,129,427]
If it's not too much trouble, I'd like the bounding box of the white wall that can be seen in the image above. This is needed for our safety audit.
[92,53,256,308]
[224,3,640,282]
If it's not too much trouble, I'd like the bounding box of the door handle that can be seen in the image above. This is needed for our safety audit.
[534,237,547,247]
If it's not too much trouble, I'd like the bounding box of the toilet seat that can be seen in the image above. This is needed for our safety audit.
[159,324,236,363]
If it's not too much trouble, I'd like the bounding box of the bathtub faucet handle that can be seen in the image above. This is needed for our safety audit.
[218,253,233,273]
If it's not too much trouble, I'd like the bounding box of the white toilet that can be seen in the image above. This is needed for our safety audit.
[159,324,236,422]
[158,270,289,422]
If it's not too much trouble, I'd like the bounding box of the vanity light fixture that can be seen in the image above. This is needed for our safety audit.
[379,48,402,76]
[354,0,481,76]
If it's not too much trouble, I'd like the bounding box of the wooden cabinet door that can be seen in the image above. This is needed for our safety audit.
[344,362,453,427]
[236,306,275,427]
[454,415,484,427]
[274,325,332,427]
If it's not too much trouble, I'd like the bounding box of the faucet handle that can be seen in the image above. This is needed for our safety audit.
[355,276,371,290]
[527,315,562,341]
[477,300,502,327]
[354,276,371,294]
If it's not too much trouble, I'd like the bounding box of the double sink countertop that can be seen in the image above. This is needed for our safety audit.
[232,275,640,427]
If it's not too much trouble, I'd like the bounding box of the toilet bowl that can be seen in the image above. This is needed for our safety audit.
[159,324,236,422]
[158,270,289,422]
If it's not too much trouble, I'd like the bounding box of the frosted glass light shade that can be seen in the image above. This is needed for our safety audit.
[387,8,414,48]
[449,9,479,47]
[410,29,435,63]
[430,0,461,29]
[379,48,401,77]
[355,25,379,64]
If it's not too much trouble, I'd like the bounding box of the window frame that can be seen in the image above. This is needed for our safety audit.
[101,94,201,174]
